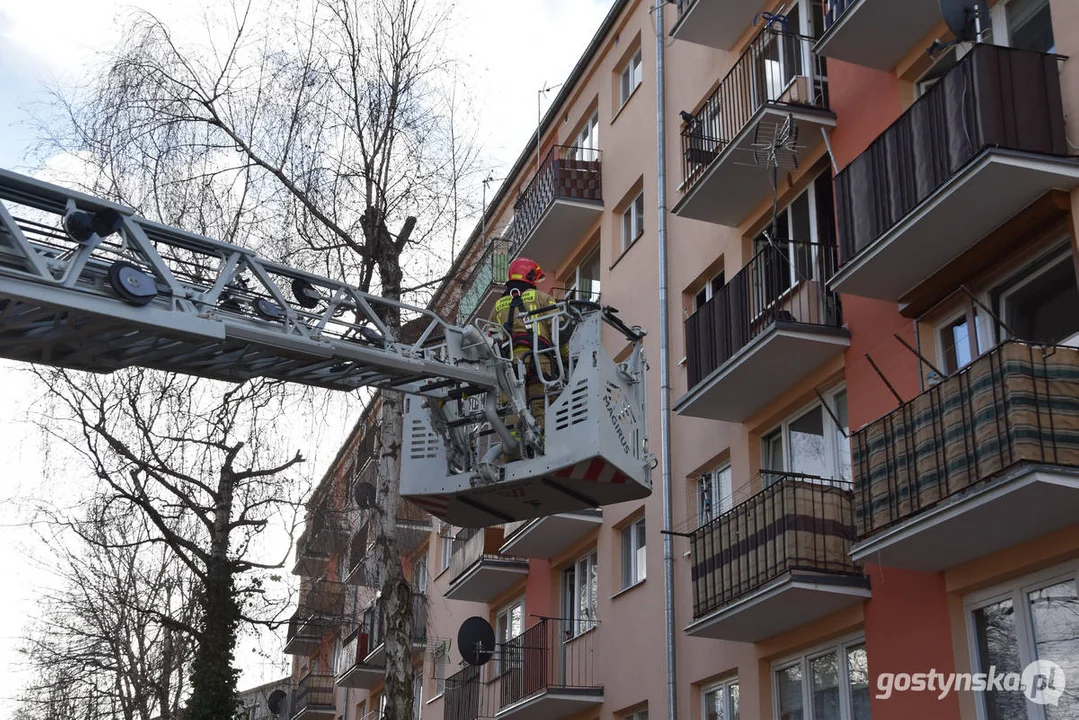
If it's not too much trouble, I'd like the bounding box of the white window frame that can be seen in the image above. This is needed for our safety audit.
[702,676,740,720]
[621,192,645,252]
[563,550,599,637]
[761,385,850,483]
[753,173,828,307]
[993,243,1079,347]
[570,112,600,162]
[438,521,453,573]
[771,633,869,720]
[432,643,448,698]
[964,562,1079,720]
[620,49,643,107]
[621,516,646,589]
[694,270,726,312]
[624,709,649,720]
[413,550,429,594]
[567,247,601,301]
[989,0,1055,53]
[935,306,986,376]
[698,463,733,527]
[413,670,424,719]
[495,597,525,676]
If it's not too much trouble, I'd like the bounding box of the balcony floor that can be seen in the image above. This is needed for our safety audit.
[292,706,336,720]
[516,198,602,272]
[444,557,530,602]
[495,688,604,720]
[500,511,602,558]
[284,636,323,656]
[685,572,871,643]
[669,0,768,50]
[675,322,850,422]
[336,663,383,690]
[831,150,1079,303]
[674,105,835,228]
[815,0,942,71]
[852,464,1079,573]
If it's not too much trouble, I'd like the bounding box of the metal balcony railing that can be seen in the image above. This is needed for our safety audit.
[509,145,602,257]
[458,239,510,323]
[444,618,600,720]
[690,472,858,619]
[835,44,1068,265]
[336,627,369,677]
[294,673,335,713]
[366,593,428,653]
[681,28,829,193]
[298,579,347,618]
[448,527,487,580]
[823,0,856,30]
[853,342,1079,539]
[685,240,842,388]
[676,0,695,15]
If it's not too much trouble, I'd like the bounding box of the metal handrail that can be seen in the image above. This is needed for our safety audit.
[509,145,602,256]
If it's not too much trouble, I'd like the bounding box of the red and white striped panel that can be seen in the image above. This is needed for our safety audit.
[554,457,629,484]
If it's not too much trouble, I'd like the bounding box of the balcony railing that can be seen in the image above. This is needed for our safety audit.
[681,28,828,194]
[366,593,428,652]
[835,44,1068,267]
[853,342,1079,540]
[449,527,487,579]
[508,145,602,258]
[823,0,855,29]
[458,239,509,323]
[444,618,601,720]
[685,240,841,389]
[299,579,348,617]
[690,472,858,619]
[294,673,335,713]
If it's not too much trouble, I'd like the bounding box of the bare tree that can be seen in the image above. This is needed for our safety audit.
[17,503,198,720]
[39,0,482,717]
[29,368,305,720]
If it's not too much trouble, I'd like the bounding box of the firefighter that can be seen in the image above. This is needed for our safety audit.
[489,257,560,439]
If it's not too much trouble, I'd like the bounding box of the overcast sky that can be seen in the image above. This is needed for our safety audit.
[0,0,614,712]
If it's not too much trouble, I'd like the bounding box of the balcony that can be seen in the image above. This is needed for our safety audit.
[670,0,770,51]
[444,527,529,603]
[457,238,510,324]
[673,29,834,228]
[292,673,335,720]
[500,510,602,559]
[851,342,1079,572]
[335,595,427,690]
[508,146,602,270]
[815,0,943,71]
[445,618,602,720]
[343,523,375,586]
[291,527,328,578]
[395,500,433,555]
[686,472,869,643]
[284,580,348,655]
[830,45,1079,303]
[291,507,349,578]
[675,240,848,422]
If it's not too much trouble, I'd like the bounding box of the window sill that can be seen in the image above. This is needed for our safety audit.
[611,578,646,600]
[426,692,445,705]
[610,234,644,272]
[612,83,642,124]
[562,623,599,644]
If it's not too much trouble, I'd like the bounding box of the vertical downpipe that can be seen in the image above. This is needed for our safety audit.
[655,3,678,720]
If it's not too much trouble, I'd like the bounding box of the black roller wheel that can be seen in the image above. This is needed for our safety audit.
[107,262,157,306]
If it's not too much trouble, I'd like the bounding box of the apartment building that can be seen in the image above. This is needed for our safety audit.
[283,1,1079,719]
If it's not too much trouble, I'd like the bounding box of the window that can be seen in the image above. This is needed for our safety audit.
[620,49,643,106]
[761,387,850,483]
[774,637,870,720]
[694,270,725,312]
[994,248,1079,347]
[991,0,1055,53]
[698,464,733,526]
[966,564,1079,720]
[413,669,424,719]
[439,521,453,573]
[625,709,649,720]
[753,171,835,309]
[621,516,646,589]
[495,598,525,675]
[433,644,448,697]
[563,550,598,637]
[937,308,989,375]
[569,112,600,162]
[413,551,429,594]
[622,192,645,252]
[567,247,601,301]
[704,677,740,720]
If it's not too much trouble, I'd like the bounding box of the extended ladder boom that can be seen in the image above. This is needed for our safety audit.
[0,169,492,394]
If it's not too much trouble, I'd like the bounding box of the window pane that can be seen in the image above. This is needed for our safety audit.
[704,688,725,720]
[729,683,739,720]
[763,429,784,484]
[622,208,633,249]
[973,598,1026,720]
[847,644,871,720]
[698,475,715,525]
[636,519,646,581]
[810,651,840,720]
[789,406,828,478]
[1028,579,1079,720]
[776,665,804,720]
[1007,0,1054,53]
[621,525,632,588]
[621,66,631,104]
[1004,257,1079,345]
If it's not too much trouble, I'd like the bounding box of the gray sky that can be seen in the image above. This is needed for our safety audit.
[0,0,613,712]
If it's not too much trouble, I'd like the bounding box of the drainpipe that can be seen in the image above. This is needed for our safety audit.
[655,4,679,720]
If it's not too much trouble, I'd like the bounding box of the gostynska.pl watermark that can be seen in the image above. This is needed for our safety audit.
[876,660,1066,705]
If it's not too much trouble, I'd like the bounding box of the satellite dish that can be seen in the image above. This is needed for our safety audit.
[353,481,377,508]
[939,0,979,41]
[267,689,288,715]
[457,616,496,666]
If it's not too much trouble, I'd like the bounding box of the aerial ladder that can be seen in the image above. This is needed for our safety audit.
[0,168,652,527]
